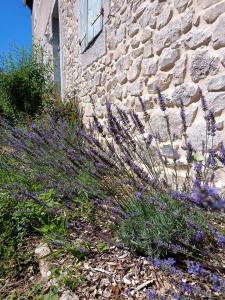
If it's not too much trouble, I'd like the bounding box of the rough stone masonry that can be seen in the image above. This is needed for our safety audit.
[31,0,225,187]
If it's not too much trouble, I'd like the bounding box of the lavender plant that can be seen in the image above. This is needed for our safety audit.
[1,87,225,273]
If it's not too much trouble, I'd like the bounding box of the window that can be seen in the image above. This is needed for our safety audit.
[79,0,103,53]
[52,0,61,94]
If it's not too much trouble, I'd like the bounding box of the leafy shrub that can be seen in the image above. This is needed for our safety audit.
[0,45,54,121]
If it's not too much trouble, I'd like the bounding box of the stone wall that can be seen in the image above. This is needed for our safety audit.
[33,0,225,186]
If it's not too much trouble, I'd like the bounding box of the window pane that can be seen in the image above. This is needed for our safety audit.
[87,0,102,44]
[80,0,88,52]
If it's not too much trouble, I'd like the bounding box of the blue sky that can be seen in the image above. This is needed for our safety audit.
[0,0,32,54]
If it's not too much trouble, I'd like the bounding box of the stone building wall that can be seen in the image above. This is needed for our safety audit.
[32,0,225,186]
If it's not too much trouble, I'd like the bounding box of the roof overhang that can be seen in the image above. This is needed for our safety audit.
[23,0,33,12]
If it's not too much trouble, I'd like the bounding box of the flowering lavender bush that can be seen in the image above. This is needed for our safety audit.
[117,194,206,257]
[1,88,225,276]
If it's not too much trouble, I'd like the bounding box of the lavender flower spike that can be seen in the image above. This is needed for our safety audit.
[138,96,149,118]
[180,98,187,132]
[200,90,208,112]
[156,87,166,112]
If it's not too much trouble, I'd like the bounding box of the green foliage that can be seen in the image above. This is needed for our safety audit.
[0,45,54,121]
[97,242,108,252]
[43,94,84,128]
[8,284,59,300]
[0,188,66,278]
[50,263,84,291]
[118,193,207,257]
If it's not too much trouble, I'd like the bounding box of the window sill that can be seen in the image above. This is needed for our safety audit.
[80,29,106,69]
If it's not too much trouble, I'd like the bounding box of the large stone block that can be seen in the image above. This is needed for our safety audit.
[172,84,201,106]
[134,96,154,112]
[205,92,225,114]
[148,73,173,93]
[221,49,225,67]
[197,0,223,9]
[212,14,225,49]
[115,55,133,71]
[153,19,181,54]
[115,25,126,44]
[157,5,173,29]
[174,0,193,13]
[113,84,123,99]
[132,2,146,22]
[159,48,180,71]
[106,77,118,92]
[127,60,141,82]
[203,1,225,23]
[187,122,221,149]
[127,24,139,38]
[143,42,154,58]
[142,57,158,76]
[130,36,141,49]
[150,105,197,141]
[139,5,156,29]
[128,79,143,96]
[181,8,194,33]
[140,29,152,44]
[131,47,144,59]
[184,28,211,50]
[208,75,225,91]
[190,50,220,83]
[121,6,132,24]
[173,55,187,86]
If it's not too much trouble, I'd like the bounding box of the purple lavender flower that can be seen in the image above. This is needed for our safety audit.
[217,143,225,165]
[130,111,145,134]
[193,230,204,241]
[170,291,181,300]
[164,114,171,137]
[138,96,149,118]
[207,149,217,169]
[192,184,225,211]
[169,190,192,203]
[116,106,130,126]
[135,191,142,200]
[111,207,128,219]
[193,162,202,189]
[180,98,187,132]
[150,258,161,268]
[123,155,152,185]
[168,243,186,255]
[202,140,206,155]
[146,133,153,146]
[207,110,216,137]
[210,273,225,292]
[146,289,156,300]
[212,229,225,248]
[149,257,177,274]
[92,114,104,134]
[106,140,115,154]
[200,91,208,112]
[156,87,166,112]
[180,282,193,294]
[186,260,205,275]
[186,142,194,164]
